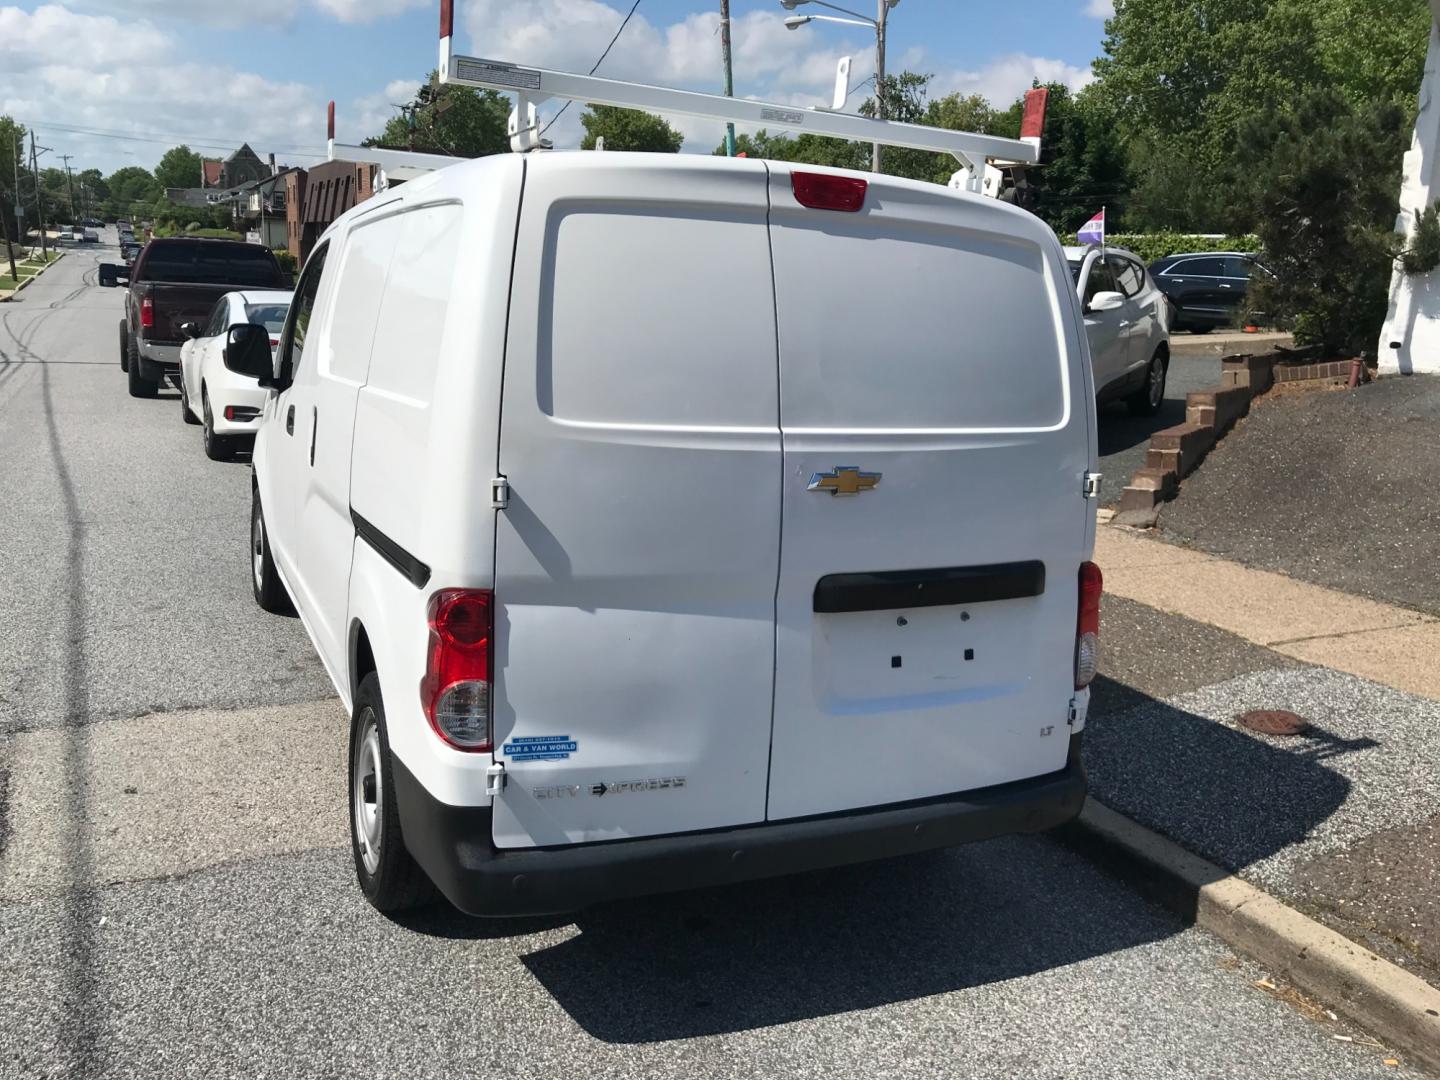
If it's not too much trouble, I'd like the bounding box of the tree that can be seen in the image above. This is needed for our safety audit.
[363,72,509,157]
[103,165,160,220]
[579,105,683,152]
[988,83,1129,235]
[1240,89,1410,356]
[0,116,26,248]
[155,145,204,191]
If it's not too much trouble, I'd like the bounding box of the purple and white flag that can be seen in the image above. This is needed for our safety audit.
[1077,209,1105,245]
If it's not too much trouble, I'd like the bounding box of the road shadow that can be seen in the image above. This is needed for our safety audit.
[1096,395,1188,457]
[1079,674,1373,873]
[386,675,1361,1043]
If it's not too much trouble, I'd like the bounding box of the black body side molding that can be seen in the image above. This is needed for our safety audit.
[352,510,431,589]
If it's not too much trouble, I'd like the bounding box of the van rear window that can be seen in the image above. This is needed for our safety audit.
[770,224,1068,431]
[140,242,283,287]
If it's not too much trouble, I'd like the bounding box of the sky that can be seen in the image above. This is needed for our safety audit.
[0,0,1115,177]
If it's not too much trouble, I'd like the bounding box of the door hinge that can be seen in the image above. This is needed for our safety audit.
[1083,472,1103,499]
[1068,698,1079,726]
[486,762,507,796]
[490,476,509,510]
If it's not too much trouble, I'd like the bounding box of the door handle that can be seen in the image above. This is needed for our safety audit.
[309,407,317,467]
[285,404,295,435]
[1220,284,1234,289]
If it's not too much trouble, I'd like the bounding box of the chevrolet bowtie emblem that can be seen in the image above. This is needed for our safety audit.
[807,466,881,496]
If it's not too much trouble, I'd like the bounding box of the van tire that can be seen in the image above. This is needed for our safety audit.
[118,321,129,372]
[1127,352,1168,417]
[350,673,435,913]
[126,339,157,398]
[250,488,294,615]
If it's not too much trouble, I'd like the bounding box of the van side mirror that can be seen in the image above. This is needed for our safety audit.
[1087,290,1125,314]
[97,263,127,288]
[181,322,201,340]
[224,323,278,386]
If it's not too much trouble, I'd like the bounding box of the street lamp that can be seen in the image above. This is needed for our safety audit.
[779,0,899,172]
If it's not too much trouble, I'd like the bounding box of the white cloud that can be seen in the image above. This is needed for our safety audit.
[0,5,329,173]
[931,54,1096,106]
[1084,0,1114,18]
[68,0,426,26]
[349,79,424,144]
[312,0,429,24]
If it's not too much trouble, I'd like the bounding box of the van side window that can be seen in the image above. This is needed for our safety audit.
[278,242,330,383]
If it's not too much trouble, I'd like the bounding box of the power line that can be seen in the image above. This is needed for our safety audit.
[539,0,645,138]
[28,120,328,158]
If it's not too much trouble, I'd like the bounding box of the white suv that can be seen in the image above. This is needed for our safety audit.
[227,152,1103,916]
[1066,245,1171,415]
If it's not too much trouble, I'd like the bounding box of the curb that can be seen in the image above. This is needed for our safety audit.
[1066,799,1440,1074]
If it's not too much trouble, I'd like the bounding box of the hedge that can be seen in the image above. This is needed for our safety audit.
[1104,233,1262,265]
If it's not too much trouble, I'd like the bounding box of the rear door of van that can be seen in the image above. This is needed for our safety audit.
[490,155,782,848]
[765,166,1092,821]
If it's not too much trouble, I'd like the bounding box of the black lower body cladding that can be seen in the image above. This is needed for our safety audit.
[392,734,1086,917]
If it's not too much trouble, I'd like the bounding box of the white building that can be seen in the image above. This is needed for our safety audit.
[1379,0,1440,374]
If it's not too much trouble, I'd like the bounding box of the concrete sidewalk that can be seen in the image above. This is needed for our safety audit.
[1097,525,1440,701]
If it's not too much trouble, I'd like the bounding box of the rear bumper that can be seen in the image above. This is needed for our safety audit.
[137,341,181,375]
[393,734,1087,917]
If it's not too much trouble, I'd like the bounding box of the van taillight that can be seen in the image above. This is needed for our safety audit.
[791,171,867,212]
[1075,562,1103,690]
[420,589,493,751]
[139,294,154,329]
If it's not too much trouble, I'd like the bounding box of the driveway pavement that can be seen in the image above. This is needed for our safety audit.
[0,231,1419,1078]
[1091,528,1440,991]
[1158,376,1440,615]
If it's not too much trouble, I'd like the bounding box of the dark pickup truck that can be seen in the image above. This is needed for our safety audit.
[99,238,288,398]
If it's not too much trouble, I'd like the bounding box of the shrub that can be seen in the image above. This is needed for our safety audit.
[1238,89,1407,357]
[1400,203,1440,276]
[271,249,296,273]
[1106,233,1261,265]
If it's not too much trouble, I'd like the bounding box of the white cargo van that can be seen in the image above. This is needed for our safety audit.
[226,149,1102,916]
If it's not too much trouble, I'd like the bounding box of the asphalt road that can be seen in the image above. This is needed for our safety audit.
[0,235,1421,1078]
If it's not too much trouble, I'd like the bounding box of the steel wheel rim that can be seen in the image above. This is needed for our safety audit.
[353,715,383,875]
[1148,359,1165,407]
[251,504,266,593]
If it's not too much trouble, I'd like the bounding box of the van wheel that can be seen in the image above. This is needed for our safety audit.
[350,673,435,913]
[250,487,293,615]
[118,321,129,372]
[202,391,237,461]
[1128,353,1168,417]
[126,339,157,398]
[180,373,200,424]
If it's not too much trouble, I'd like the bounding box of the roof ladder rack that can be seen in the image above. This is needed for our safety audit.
[433,0,1046,198]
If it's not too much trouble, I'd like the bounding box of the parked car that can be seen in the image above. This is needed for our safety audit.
[179,290,291,461]
[97,237,288,398]
[227,153,1101,917]
[57,225,78,242]
[1147,251,1269,333]
[81,228,99,243]
[120,240,142,266]
[1066,245,1171,415]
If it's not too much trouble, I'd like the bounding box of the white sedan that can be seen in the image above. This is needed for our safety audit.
[179,290,292,461]
[1066,245,1171,415]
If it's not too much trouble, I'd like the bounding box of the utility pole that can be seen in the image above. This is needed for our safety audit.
[29,131,48,259]
[60,154,76,222]
[5,128,18,278]
[872,0,887,173]
[720,0,736,156]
